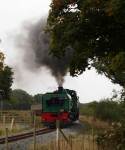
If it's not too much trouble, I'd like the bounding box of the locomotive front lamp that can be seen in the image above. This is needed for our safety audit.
[60,109,64,112]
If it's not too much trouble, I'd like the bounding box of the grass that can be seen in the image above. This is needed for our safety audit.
[0,112,111,149]
[28,115,105,150]
[29,134,98,150]
[0,110,43,136]
[79,115,110,135]
[28,115,110,150]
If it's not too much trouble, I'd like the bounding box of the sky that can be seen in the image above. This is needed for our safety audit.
[0,0,122,103]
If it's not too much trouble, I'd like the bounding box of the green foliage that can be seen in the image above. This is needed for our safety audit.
[93,52,125,88]
[10,89,33,110]
[34,94,43,103]
[80,99,125,149]
[96,122,125,150]
[80,101,97,116]
[0,51,4,70]
[47,0,125,88]
[0,66,13,99]
[80,99,125,122]
[95,100,124,122]
[0,51,13,99]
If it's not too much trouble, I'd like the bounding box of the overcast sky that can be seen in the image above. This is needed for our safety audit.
[0,0,121,103]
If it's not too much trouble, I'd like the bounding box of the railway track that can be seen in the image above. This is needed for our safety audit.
[0,128,55,144]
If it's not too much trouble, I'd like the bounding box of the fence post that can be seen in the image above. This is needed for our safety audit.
[92,128,94,150]
[88,134,90,150]
[82,135,85,150]
[56,120,60,150]
[30,111,33,126]
[69,135,72,150]
[59,126,72,149]
[33,112,36,150]
[10,117,14,132]
[3,115,6,136]
[3,115,6,127]
[5,128,8,150]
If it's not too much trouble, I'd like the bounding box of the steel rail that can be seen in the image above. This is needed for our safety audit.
[0,128,55,144]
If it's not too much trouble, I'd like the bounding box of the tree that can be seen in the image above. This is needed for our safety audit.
[47,0,125,88]
[0,51,4,71]
[34,94,43,103]
[0,66,13,99]
[10,89,33,109]
[0,51,13,99]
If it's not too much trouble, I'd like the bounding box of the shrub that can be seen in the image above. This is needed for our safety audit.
[96,122,125,150]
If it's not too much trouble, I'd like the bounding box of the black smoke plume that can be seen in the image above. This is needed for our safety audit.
[16,18,72,86]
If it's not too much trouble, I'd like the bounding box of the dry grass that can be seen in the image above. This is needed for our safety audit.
[0,110,43,136]
[0,110,31,123]
[0,113,110,149]
[80,115,110,130]
[29,134,98,150]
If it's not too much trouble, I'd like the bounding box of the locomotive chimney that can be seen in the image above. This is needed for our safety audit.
[58,86,63,92]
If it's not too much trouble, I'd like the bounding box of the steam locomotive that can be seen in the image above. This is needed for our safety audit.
[39,87,79,127]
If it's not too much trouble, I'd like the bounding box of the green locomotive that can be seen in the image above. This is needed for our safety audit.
[41,87,79,127]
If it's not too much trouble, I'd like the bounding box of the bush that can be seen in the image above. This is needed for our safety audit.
[95,99,123,122]
[79,101,97,116]
[80,99,125,122]
[96,122,125,150]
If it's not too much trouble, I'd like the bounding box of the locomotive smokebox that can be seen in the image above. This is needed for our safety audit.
[58,86,63,92]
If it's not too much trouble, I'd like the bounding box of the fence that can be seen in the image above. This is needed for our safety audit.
[0,113,104,150]
[0,111,43,137]
[54,120,98,150]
